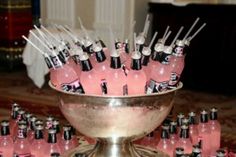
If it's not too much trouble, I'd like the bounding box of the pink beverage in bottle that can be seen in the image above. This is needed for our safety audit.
[106,51,127,96]
[83,37,97,66]
[209,108,221,155]
[127,51,147,95]
[169,121,178,147]
[191,145,202,157]
[198,110,211,156]
[141,47,152,82]
[9,106,20,137]
[168,40,186,89]
[13,109,26,139]
[0,120,14,157]
[28,116,37,144]
[140,132,157,149]
[44,116,54,141]
[147,46,172,94]
[175,125,193,154]
[175,147,184,157]
[188,112,199,145]
[13,123,31,157]
[49,50,83,94]
[52,120,62,143]
[93,42,109,81]
[43,129,62,156]
[79,52,102,95]
[60,126,76,154]
[31,124,46,157]
[176,113,185,136]
[68,125,79,147]
[157,127,174,157]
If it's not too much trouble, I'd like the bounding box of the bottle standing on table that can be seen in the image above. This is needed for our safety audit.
[209,108,221,155]
[79,52,102,95]
[157,126,174,157]
[52,120,62,143]
[31,124,46,157]
[60,126,77,154]
[169,121,178,147]
[13,109,26,139]
[175,125,193,154]
[44,116,54,141]
[176,113,185,135]
[126,45,147,95]
[9,106,20,137]
[28,115,37,144]
[175,147,184,157]
[13,124,31,157]
[0,120,14,157]
[198,110,211,156]
[188,112,199,145]
[43,129,62,156]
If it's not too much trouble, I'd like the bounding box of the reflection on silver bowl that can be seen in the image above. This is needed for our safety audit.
[49,82,183,157]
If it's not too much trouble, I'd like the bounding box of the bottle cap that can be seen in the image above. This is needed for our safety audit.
[48,129,57,134]
[210,107,218,120]
[200,110,208,123]
[161,128,169,139]
[1,120,9,127]
[1,120,10,136]
[136,34,145,45]
[142,47,151,56]
[175,40,185,47]
[192,144,201,153]
[176,147,184,155]
[154,43,164,52]
[216,149,226,157]
[177,113,185,126]
[169,121,177,134]
[51,152,61,157]
[188,112,196,125]
[182,118,189,126]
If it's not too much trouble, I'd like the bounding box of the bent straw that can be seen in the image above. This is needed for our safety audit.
[148,32,158,49]
[170,26,184,48]
[183,17,200,41]
[188,23,206,42]
[40,25,61,44]
[162,25,170,40]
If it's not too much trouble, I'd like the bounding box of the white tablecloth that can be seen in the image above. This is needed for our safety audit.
[22,28,82,88]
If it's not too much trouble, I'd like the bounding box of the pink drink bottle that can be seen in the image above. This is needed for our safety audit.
[175,125,193,154]
[0,120,14,157]
[60,126,76,154]
[31,124,46,157]
[188,112,199,145]
[106,52,127,96]
[198,110,211,156]
[141,47,151,81]
[9,106,20,137]
[43,129,62,156]
[169,121,178,147]
[10,103,20,120]
[147,46,172,94]
[175,147,184,157]
[176,113,185,135]
[127,51,147,95]
[52,120,62,143]
[79,52,102,95]
[168,40,186,89]
[209,108,221,155]
[44,116,54,141]
[13,123,31,157]
[157,127,174,157]
[13,109,26,139]
[28,116,37,144]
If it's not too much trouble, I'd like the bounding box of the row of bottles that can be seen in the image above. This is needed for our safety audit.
[23,16,206,96]
[0,103,79,157]
[135,107,222,157]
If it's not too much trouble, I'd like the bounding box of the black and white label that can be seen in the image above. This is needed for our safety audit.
[174,46,184,57]
[13,153,31,157]
[50,56,62,68]
[146,79,168,94]
[72,55,80,65]
[61,79,85,94]
[168,72,180,88]
[100,79,108,95]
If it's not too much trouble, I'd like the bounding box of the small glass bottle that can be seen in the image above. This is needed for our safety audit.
[188,112,199,145]
[43,129,62,156]
[0,120,14,157]
[28,116,37,144]
[60,126,77,154]
[169,121,178,147]
[177,113,185,135]
[175,125,192,154]
[31,124,46,157]
[13,124,31,157]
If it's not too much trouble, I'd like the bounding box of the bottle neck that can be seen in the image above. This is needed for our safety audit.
[124,41,129,54]
[189,116,196,125]
[48,133,57,143]
[110,56,122,69]
[1,125,10,136]
[180,128,189,138]
[141,55,150,66]
[35,129,44,140]
[159,53,171,65]
[169,124,177,134]
[81,59,93,71]
[58,49,70,61]
[200,114,208,123]
[85,44,94,54]
[210,111,218,121]
[53,125,60,134]
[64,130,72,140]
[12,110,18,119]
[131,58,142,70]
[161,129,169,139]
[95,49,106,63]
[151,50,162,61]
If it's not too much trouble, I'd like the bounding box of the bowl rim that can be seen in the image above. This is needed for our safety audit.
[49,81,183,99]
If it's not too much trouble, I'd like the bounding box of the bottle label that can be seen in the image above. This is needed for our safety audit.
[61,79,85,94]
[100,79,108,95]
[123,84,128,95]
[146,79,168,94]
[168,72,180,88]
[160,53,171,64]
[46,121,53,130]
[13,153,31,157]
[72,55,80,65]
[50,56,62,68]
[174,46,184,57]
[17,129,27,138]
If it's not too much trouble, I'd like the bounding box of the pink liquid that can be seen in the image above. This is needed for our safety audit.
[157,139,174,157]
[198,123,211,156]
[43,143,62,157]
[106,68,127,95]
[189,125,199,145]
[14,138,31,156]
[127,70,146,95]
[31,139,46,157]
[209,120,221,155]
[175,138,192,154]
[93,59,109,81]
[169,134,178,147]
[60,139,76,154]
[0,136,14,157]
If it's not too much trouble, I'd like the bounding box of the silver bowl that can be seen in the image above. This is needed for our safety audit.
[49,82,183,157]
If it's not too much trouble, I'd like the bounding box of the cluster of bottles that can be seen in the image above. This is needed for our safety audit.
[23,16,206,96]
[135,108,222,157]
[0,103,79,157]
